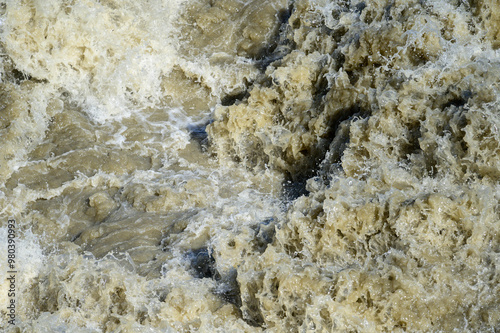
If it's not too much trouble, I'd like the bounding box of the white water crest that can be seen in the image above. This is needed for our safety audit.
[0,0,499,331]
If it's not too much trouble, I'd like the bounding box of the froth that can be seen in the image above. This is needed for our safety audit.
[2,0,185,122]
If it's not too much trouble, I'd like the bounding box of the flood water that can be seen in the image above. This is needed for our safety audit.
[0,0,499,331]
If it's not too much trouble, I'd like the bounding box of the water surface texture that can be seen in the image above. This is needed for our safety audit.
[0,0,499,331]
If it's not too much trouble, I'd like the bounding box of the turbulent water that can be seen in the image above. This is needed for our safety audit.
[0,0,499,331]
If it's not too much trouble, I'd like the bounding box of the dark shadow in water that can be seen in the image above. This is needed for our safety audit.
[355,1,367,14]
[185,219,277,328]
[215,268,242,309]
[187,119,213,151]
[255,7,294,71]
[6,67,47,85]
[221,90,250,106]
[441,89,472,110]
[282,178,309,201]
[186,247,218,279]
[185,248,249,323]
[282,105,369,201]
[252,218,277,253]
[10,68,32,83]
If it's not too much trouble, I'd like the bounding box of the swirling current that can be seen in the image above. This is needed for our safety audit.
[0,0,499,332]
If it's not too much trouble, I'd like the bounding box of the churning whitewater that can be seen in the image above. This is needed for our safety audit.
[0,0,499,331]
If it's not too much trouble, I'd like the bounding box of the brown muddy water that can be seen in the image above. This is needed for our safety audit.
[0,0,499,331]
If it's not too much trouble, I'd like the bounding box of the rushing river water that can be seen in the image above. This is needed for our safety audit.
[0,0,499,331]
